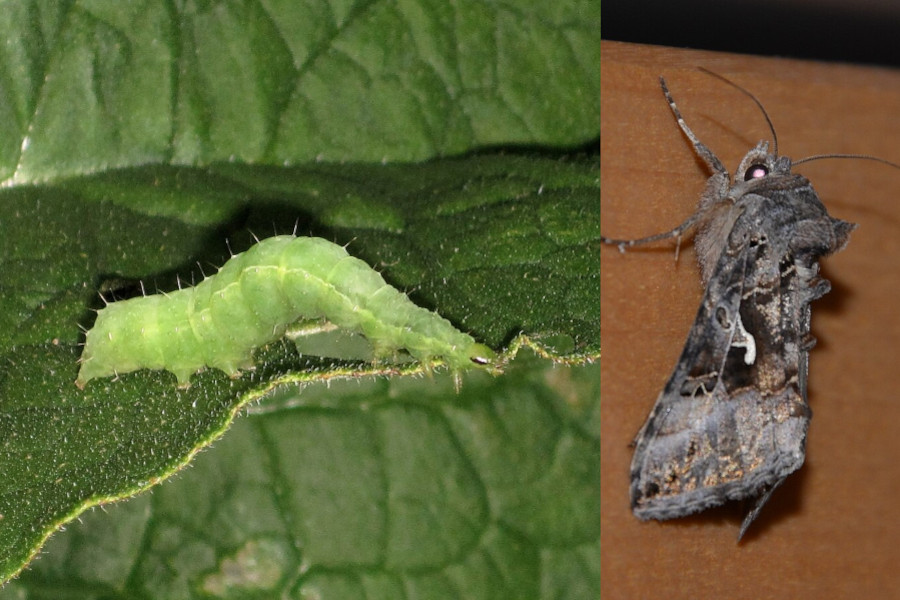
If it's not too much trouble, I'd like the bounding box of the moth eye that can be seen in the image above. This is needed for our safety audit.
[744,164,768,181]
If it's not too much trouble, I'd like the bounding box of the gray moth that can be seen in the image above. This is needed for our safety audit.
[601,72,878,539]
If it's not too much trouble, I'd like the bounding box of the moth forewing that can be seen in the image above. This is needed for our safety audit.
[603,74,857,539]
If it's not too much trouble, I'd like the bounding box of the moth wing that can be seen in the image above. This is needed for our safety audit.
[629,240,809,524]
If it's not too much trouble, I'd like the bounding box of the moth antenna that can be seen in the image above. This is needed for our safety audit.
[659,76,727,174]
[698,68,899,172]
[697,67,779,157]
[793,153,900,170]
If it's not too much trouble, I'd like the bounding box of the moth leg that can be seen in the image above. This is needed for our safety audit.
[659,77,727,176]
[600,211,701,254]
[738,477,786,541]
[602,77,735,256]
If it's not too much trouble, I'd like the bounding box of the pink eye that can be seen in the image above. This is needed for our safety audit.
[744,164,768,181]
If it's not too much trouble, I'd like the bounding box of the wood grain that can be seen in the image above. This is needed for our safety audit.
[601,40,900,599]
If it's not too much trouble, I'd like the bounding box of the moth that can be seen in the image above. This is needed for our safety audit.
[77,235,496,388]
[601,72,880,539]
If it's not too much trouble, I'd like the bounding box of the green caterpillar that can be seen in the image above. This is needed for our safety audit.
[76,236,495,388]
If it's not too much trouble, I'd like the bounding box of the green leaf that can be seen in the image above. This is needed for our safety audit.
[2,0,600,182]
[0,0,600,595]
[4,356,600,598]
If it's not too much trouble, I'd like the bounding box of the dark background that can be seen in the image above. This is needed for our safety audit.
[602,0,900,68]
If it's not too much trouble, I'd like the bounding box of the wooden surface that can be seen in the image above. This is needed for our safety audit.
[600,41,900,598]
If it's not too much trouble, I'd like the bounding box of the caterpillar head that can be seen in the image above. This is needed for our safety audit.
[467,343,497,368]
